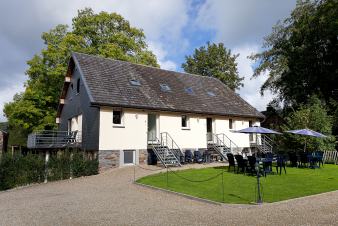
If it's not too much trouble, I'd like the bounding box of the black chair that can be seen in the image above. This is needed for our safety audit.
[247,156,257,175]
[226,153,236,172]
[276,155,287,175]
[288,152,298,167]
[262,159,272,177]
[193,150,203,163]
[234,154,247,174]
[299,152,309,168]
[184,150,193,163]
[315,151,324,167]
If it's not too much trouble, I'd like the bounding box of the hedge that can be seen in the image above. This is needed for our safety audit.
[0,151,98,191]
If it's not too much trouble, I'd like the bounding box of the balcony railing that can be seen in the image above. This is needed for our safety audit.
[27,130,82,149]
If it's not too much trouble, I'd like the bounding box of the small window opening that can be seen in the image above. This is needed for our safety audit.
[76,78,80,94]
[185,87,194,94]
[181,115,189,128]
[130,79,141,86]
[207,91,215,97]
[160,84,171,92]
[229,119,233,129]
[113,110,122,125]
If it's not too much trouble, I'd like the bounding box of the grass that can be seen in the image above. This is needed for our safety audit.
[137,164,338,204]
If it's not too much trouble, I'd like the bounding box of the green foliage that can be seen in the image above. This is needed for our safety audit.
[182,42,243,90]
[4,8,158,145]
[281,96,335,151]
[0,151,98,191]
[251,0,338,107]
[0,153,45,190]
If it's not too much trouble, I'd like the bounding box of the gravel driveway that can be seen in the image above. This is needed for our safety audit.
[0,164,337,226]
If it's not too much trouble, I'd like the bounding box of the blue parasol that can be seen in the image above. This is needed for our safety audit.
[236,126,282,134]
[286,129,327,138]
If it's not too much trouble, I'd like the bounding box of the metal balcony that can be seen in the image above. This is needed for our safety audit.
[27,130,82,149]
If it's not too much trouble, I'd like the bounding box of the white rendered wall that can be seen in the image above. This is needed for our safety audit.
[159,113,207,149]
[99,107,260,150]
[99,108,148,150]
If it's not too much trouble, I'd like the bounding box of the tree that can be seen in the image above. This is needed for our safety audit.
[251,0,338,107]
[4,8,158,145]
[281,96,335,151]
[182,42,243,90]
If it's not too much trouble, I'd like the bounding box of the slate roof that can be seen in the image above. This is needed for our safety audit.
[70,52,264,119]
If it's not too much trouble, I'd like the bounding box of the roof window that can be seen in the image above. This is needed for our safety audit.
[207,91,216,97]
[185,87,194,95]
[130,79,141,86]
[160,84,171,92]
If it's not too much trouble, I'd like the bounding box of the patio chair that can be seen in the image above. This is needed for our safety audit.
[226,153,235,172]
[234,154,247,174]
[262,159,272,177]
[288,151,298,167]
[184,150,193,163]
[299,152,309,168]
[315,151,324,167]
[247,156,257,175]
[276,155,287,175]
[193,150,203,163]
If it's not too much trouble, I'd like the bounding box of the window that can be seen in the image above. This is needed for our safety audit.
[207,91,215,97]
[181,115,189,129]
[113,110,123,125]
[229,119,233,129]
[185,87,194,94]
[76,78,80,94]
[160,84,171,92]
[130,79,141,86]
[249,120,253,127]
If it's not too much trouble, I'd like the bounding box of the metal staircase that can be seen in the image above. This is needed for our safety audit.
[207,133,238,161]
[250,134,274,153]
[148,132,182,168]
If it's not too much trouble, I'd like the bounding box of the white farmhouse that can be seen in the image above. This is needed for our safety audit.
[28,52,265,170]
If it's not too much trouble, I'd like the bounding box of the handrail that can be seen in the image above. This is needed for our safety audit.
[216,133,239,151]
[160,132,184,156]
[27,130,82,149]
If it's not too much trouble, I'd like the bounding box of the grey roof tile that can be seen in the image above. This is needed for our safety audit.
[72,52,264,119]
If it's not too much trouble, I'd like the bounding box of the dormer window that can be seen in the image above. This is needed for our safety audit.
[185,87,194,94]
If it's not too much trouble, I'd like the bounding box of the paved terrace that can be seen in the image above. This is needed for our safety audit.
[0,163,337,226]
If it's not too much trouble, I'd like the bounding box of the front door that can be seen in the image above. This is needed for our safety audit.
[207,117,213,141]
[147,114,157,142]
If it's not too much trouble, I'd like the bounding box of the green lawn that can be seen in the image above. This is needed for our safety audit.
[137,164,338,204]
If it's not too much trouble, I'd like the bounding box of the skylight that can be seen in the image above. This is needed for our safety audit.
[130,79,141,86]
[185,87,194,94]
[207,91,216,97]
[160,84,171,92]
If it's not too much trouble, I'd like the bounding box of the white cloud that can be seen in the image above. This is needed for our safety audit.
[148,41,177,70]
[196,0,295,46]
[234,45,274,111]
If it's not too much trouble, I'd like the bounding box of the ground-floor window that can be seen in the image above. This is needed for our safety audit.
[123,150,135,164]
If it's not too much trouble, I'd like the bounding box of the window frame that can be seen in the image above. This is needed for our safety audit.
[181,115,190,130]
[112,109,124,127]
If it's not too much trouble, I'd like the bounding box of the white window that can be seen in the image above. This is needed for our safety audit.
[113,110,124,126]
[181,115,189,129]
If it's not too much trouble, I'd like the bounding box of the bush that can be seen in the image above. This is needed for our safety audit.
[0,150,98,191]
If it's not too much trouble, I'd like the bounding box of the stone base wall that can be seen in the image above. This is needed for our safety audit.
[99,150,120,171]
[98,149,148,171]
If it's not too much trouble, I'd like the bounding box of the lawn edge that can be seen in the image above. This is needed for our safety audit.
[134,181,260,207]
[135,181,338,207]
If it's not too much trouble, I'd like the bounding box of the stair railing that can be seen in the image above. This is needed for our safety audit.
[160,132,182,165]
[216,133,239,153]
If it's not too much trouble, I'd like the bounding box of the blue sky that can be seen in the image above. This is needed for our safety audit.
[0,0,296,121]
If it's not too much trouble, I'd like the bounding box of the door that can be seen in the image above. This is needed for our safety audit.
[207,117,213,141]
[147,114,157,142]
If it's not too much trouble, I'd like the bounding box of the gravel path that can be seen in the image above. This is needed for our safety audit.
[0,164,337,226]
